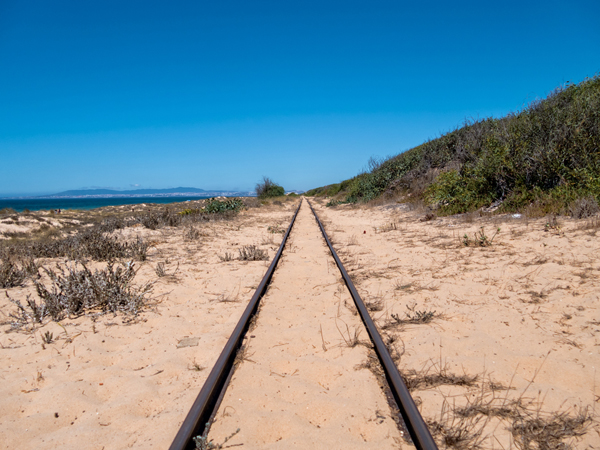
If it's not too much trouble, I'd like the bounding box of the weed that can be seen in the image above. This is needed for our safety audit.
[188,359,206,372]
[0,225,150,262]
[403,363,478,391]
[568,196,599,219]
[260,234,275,245]
[183,226,200,241]
[575,216,600,231]
[238,245,268,261]
[7,294,47,329]
[427,400,487,450]
[267,224,285,234]
[128,236,150,261]
[347,235,358,246]
[7,260,153,328]
[365,298,384,311]
[544,215,561,232]
[379,222,398,232]
[155,262,167,277]
[42,331,54,344]
[510,407,592,450]
[335,319,363,348]
[0,258,27,288]
[194,427,240,450]
[462,227,500,247]
[387,304,440,327]
[219,252,234,262]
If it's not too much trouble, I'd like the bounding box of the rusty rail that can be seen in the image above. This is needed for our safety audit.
[169,200,302,450]
[307,199,438,450]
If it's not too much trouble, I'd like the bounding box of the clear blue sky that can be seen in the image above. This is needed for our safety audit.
[1,0,598,196]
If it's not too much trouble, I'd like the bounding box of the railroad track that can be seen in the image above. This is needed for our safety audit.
[169,198,438,450]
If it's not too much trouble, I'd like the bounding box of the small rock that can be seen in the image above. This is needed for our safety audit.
[177,337,200,348]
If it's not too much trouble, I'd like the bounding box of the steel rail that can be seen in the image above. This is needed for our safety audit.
[307,199,439,450]
[169,200,303,450]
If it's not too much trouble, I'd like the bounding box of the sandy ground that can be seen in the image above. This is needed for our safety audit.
[208,200,405,449]
[0,202,297,449]
[311,199,600,448]
[2,197,600,449]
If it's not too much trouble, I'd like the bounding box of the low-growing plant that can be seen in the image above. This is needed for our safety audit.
[183,226,201,240]
[155,262,167,277]
[155,261,179,278]
[238,245,268,261]
[7,260,153,329]
[510,406,592,450]
[568,196,599,219]
[219,252,234,262]
[203,198,244,214]
[390,306,440,326]
[194,427,240,450]
[0,258,28,288]
[0,226,150,262]
[335,320,363,348]
[462,227,500,247]
[128,236,150,261]
[42,331,54,344]
[267,224,285,234]
[544,215,561,232]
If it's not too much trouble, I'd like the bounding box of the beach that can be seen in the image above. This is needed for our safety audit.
[1,198,598,449]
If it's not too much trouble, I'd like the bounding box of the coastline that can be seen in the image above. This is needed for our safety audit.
[0,195,252,213]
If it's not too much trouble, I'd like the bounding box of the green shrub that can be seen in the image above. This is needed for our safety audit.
[316,74,600,214]
[203,197,244,213]
[256,177,285,199]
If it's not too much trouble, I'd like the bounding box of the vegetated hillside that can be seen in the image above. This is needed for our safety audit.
[307,75,600,216]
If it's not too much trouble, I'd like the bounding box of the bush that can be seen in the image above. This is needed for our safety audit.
[0,259,27,288]
[256,177,285,199]
[311,75,600,214]
[203,197,244,213]
[238,245,268,261]
[0,225,149,262]
[7,260,153,328]
[569,196,600,219]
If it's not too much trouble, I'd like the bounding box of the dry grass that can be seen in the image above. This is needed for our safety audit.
[383,304,442,329]
[461,227,500,247]
[237,245,268,261]
[402,361,479,391]
[335,319,364,348]
[510,406,592,450]
[6,260,154,330]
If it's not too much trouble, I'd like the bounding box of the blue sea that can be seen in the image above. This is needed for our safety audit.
[0,196,215,212]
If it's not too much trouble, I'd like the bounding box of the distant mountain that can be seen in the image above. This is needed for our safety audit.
[49,187,206,197]
[40,187,254,198]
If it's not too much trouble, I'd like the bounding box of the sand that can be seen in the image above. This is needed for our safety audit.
[1,198,599,449]
[208,200,405,449]
[0,202,297,449]
[311,199,600,448]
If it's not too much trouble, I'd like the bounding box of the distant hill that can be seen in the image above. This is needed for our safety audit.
[41,187,254,198]
[307,74,600,216]
[48,187,207,197]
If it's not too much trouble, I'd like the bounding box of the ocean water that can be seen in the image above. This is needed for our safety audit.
[0,196,215,212]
